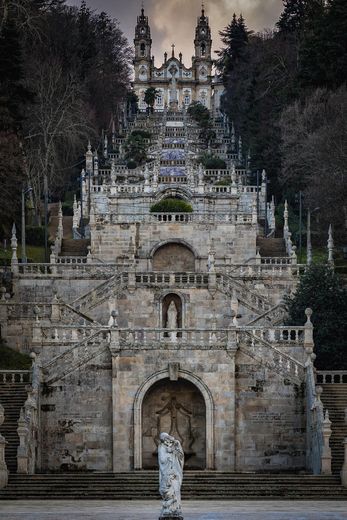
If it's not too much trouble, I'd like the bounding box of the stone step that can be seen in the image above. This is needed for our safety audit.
[0,474,346,500]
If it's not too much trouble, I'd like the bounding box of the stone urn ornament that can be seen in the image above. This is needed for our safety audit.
[158,432,184,520]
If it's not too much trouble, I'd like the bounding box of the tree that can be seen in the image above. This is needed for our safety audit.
[144,87,159,114]
[23,59,94,219]
[187,102,215,145]
[124,131,149,166]
[279,86,347,245]
[215,13,250,82]
[285,265,347,369]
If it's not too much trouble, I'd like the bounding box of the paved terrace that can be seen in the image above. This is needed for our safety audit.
[0,500,346,519]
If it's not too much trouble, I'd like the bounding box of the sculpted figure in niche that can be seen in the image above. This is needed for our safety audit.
[158,432,184,519]
[166,301,178,329]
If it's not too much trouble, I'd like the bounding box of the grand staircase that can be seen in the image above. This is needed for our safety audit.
[60,239,90,257]
[320,384,347,475]
[0,473,346,499]
[0,381,28,474]
[257,238,287,257]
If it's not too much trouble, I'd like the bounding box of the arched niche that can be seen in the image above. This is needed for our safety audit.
[142,378,206,469]
[134,369,214,470]
[162,293,183,329]
[152,241,195,272]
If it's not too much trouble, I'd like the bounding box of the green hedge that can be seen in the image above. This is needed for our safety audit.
[150,198,193,213]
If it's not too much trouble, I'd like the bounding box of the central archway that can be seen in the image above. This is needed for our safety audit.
[152,241,195,271]
[134,369,214,469]
[142,378,206,469]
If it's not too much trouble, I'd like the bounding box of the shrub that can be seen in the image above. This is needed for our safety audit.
[150,198,193,213]
[131,130,151,139]
[127,160,137,170]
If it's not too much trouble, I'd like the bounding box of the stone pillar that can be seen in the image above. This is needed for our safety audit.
[304,308,314,355]
[321,410,332,475]
[17,408,29,474]
[0,404,8,488]
[341,438,347,487]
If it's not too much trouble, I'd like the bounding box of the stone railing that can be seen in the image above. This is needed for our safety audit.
[96,212,255,225]
[316,371,347,384]
[0,370,31,383]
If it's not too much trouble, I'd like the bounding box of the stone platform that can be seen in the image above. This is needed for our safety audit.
[0,500,346,520]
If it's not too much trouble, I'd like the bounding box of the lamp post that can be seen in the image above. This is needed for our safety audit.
[21,185,32,264]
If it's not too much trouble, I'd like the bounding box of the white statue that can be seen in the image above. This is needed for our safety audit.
[166,301,178,329]
[158,432,184,519]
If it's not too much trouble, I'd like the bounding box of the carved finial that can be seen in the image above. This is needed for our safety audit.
[87,141,91,152]
[171,43,175,57]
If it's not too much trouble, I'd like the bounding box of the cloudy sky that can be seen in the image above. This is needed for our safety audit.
[69,0,283,63]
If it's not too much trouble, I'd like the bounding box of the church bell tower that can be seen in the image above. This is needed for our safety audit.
[134,7,152,83]
[193,5,213,107]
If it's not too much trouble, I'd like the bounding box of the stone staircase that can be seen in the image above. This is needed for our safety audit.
[0,473,346,499]
[257,238,287,257]
[60,239,90,257]
[0,382,28,474]
[320,384,347,475]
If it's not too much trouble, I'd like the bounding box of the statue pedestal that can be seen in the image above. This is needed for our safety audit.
[159,516,183,520]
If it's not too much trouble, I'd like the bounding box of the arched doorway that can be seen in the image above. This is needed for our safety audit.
[142,378,206,469]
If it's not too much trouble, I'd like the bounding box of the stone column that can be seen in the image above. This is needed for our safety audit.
[342,438,347,487]
[0,404,8,488]
[321,410,332,475]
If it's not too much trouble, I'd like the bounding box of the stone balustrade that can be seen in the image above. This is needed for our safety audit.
[2,302,52,320]
[56,256,88,265]
[33,324,306,349]
[0,370,31,383]
[316,371,347,384]
[250,326,304,344]
[95,212,255,225]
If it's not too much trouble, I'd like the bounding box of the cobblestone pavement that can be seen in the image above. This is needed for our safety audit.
[0,500,347,520]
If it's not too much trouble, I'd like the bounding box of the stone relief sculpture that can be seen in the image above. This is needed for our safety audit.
[155,397,195,457]
[158,432,184,519]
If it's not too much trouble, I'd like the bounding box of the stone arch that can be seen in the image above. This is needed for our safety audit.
[134,369,214,469]
[151,240,196,272]
[155,187,193,202]
[155,290,189,329]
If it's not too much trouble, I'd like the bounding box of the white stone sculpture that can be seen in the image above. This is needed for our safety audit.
[158,432,184,519]
[166,302,178,330]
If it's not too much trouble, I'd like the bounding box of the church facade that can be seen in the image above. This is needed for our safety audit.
[0,7,330,482]
[133,7,223,112]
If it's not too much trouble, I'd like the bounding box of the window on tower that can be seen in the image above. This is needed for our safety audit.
[140,43,146,57]
[184,90,191,105]
[201,43,206,57]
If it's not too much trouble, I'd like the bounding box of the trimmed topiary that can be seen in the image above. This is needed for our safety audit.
[150,198,193,213]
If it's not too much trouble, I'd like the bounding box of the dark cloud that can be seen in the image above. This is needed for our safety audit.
[68,0,283,63]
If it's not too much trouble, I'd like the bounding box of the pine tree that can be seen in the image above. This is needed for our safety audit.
[215,13,250,82]
[277,0,308,34]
